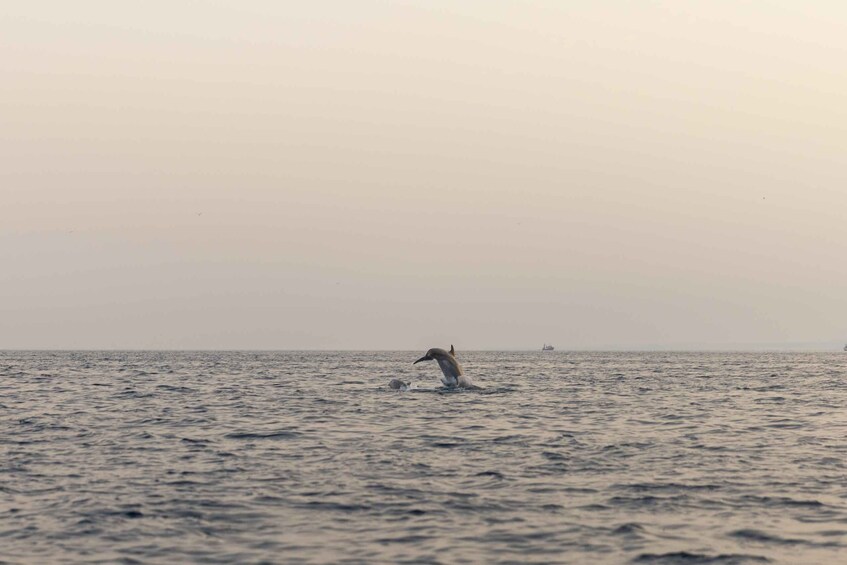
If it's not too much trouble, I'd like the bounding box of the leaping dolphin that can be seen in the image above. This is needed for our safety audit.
[413,345,478,389]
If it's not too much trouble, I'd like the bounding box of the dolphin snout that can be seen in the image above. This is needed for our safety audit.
[413,355,431,365]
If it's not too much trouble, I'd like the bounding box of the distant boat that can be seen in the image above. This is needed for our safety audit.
[542,344,554,351]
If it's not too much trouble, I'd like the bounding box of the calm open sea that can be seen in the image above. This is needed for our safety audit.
[2,351,846,564]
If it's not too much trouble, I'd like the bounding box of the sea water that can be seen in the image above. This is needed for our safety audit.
[2,351,846,564]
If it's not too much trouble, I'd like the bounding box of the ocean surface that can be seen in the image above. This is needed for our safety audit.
[2,351,847,564]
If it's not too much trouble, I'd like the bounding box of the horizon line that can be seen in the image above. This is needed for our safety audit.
[2,346,845,353]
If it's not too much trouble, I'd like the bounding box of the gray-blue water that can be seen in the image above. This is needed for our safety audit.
[2,351,847,564]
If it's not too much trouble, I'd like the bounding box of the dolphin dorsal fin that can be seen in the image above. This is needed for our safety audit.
[450,344,455,356]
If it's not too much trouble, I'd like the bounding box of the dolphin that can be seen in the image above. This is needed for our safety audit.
[413,345,478,389]
[388,378,411,391]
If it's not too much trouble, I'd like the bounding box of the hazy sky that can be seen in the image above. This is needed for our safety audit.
[2,1,846,349]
